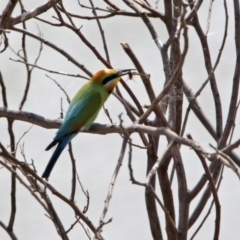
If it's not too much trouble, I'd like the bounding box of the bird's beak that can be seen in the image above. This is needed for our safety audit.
[116,69,135,77]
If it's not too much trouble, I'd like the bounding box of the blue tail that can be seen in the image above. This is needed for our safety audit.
[42,135,74,178]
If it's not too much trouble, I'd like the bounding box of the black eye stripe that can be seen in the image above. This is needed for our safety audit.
[102,73,118,85]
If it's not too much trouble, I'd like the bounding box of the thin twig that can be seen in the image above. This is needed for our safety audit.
[46,74,70,103]
[89,0,110,62]
[11,27,92,77]
[190,166,224,240]
[10,58,89,80]
[68,143,77,202]
[98,138,128,232]
[128,138,146,186]
[148,185,179,234]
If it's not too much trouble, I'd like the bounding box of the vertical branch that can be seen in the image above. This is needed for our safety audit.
[123,0,172,84]
[189,166,224,240]
[145,137,163,240]
[140,12,172,83]
[68,143,76,202]
[18,2,31,111]
[188,164,220,228]
[219,0,240,146]
[0,71,8,107]
[169,0,183,134]
[99,138,128,230]
[120,43,165,122]
[89,0,110,63]
[188,0,238,232]
[7,119,16,232]
[163,0,172,32]
[187,135,221,239]
[146,141,176,239]
[188,0,223,139]
[0,71,16,231]
[136,11,188,124]
[172,146,189,240]
[158,154,176,239]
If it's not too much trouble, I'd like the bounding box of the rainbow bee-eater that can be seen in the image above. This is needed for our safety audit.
[42,68,134,178]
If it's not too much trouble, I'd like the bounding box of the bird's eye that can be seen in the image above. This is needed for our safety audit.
[102,73,118,85]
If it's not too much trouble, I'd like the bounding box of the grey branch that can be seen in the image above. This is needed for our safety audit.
[1,107,239,179]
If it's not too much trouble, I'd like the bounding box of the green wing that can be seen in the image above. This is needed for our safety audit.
[54,88,104,141]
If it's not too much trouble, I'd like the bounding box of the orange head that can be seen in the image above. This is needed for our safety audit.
[91,68,135,93]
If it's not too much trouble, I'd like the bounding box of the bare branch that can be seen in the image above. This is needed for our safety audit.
[0,221,18,240]
[98,138,128,233]
[0,142,103,239]
[11,27,92,77]
[4,0,60,28]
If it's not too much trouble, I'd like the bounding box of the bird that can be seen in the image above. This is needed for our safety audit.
[42,68,134,178]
